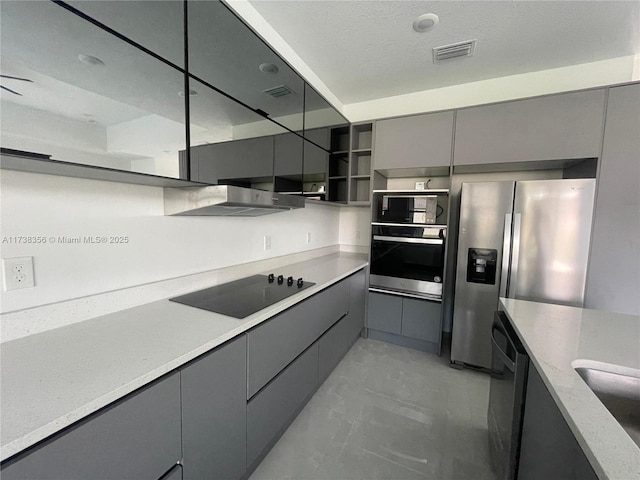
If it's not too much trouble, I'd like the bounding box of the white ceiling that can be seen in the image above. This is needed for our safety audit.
[247,0,640,105]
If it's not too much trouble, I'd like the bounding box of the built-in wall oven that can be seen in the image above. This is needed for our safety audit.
[369,191,447,301]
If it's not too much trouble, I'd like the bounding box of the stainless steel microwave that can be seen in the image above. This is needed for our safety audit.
[375,194,439,225]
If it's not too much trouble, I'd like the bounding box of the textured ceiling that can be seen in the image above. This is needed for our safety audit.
[248,0,640,104]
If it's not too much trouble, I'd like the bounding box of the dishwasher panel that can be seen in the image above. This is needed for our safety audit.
[487,311,529,480]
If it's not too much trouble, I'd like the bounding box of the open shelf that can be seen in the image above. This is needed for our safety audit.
[330,126,350,153]
[329,153,349,177]
[352,123,373,150]
[350,177,371,202]
[351,152,372,177]
[328,178,348,202]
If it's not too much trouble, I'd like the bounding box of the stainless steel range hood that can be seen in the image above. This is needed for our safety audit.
[164,185,305,216]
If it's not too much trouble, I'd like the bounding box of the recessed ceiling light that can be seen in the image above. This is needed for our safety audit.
[78,54,105,66]
[413,13,439,33]
[178,89,198,97]
[259,63,279,74]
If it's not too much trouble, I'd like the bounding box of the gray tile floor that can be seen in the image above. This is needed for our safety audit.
[249,338,494,480]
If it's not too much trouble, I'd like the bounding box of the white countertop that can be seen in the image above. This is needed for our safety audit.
[0,252,367,462]
[500,298,640,480]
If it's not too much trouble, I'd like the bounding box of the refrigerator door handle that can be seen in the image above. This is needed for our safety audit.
[499,213,512,298]
[509,213,522,298]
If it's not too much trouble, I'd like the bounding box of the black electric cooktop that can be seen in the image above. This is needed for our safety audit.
[170,274,315,319]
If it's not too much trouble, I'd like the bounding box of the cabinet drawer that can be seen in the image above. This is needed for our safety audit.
[181,336,247,480]
[1,373,181,480]
[247,281,348,398]
[346,270,366,341]
[246,343,319,467]
[315,280,350,334]
[319,313,352,381]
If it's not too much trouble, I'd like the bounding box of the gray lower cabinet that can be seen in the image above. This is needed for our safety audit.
[247,280,349,398]
[518,366,598,480]
[319,270,367,380]
[454,89,606,165]
[180,336,247,480]
[374,111,454,169]
[400,297,441,342]
[0,373,182,480]
[246,343,319,468]
[367,292,442,353]
[585,83,640,315]
[1,270,367,480]
[367,291,402,334]
[345,269,367,341]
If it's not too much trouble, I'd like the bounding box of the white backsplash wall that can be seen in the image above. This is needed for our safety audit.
[0,170,341,313]
[339,206,371,248]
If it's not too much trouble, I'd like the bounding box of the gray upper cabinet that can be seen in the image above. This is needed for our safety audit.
[454,89,606,165]
[190,135,274,186]
[274,132,304,192]
[181,336,247,480]
[374,111,454,169]
[585,83,640,315]
[1,373,182,480]
[274,133,303,177]
[304,128,330,175]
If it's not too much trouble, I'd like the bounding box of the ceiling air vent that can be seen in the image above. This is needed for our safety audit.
[432,40,476,63]
[262,85,294,98]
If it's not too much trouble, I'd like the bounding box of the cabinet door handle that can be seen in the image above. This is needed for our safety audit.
[372,235,443,245]
[499,213,512,299]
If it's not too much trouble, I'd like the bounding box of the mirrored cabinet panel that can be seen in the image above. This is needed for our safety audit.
[188,0,305,134]
[189,76,293,191]
[0,0,187,179]
[66,0,185,68]
[1,1,351,190]
[304,84,349,142]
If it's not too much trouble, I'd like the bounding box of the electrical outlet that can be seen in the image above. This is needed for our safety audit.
[264,235,271,251]
[306,232,312,244]
[3,257,35,291]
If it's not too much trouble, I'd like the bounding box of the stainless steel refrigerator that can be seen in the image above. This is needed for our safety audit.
[451,179,596,369]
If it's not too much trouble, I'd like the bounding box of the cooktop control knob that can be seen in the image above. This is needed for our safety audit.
[277,275,284,285]
[297,278,304,288]
[287,276,294,286]
[268,273,275,283]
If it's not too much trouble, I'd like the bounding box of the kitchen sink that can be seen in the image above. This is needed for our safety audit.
[574,365,640,449]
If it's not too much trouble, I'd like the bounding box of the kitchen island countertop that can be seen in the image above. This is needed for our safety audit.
[500,298,640,480]
[0,251,367,462]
